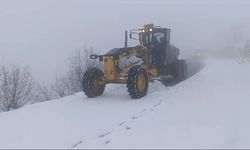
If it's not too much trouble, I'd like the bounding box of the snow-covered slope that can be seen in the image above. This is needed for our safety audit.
[0,58,250,149]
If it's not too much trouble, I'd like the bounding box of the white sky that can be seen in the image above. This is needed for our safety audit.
[0,0,250,83]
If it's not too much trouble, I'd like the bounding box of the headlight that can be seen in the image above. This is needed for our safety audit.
[149,29,153,32]
[142,30,145,32]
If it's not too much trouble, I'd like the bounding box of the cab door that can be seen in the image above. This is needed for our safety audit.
[151,28,168,71]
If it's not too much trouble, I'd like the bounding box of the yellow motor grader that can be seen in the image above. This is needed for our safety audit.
[82,24,187,99]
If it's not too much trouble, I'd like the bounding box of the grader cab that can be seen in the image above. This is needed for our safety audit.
[82,24,187,99]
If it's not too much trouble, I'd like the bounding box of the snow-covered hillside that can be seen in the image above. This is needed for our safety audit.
[0,58,250,149]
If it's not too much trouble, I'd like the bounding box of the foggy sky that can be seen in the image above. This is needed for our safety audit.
[0,0,250,83]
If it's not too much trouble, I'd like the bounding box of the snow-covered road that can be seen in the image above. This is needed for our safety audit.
[0,58,250,149]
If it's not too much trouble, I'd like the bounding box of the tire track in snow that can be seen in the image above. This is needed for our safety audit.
[71,80,178,148]
[97,98,165,146]
[98,131,113,138]
[71,140,83,149]
[70,96,168,148]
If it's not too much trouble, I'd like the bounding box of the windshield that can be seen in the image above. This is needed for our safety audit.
[139,31,166,47]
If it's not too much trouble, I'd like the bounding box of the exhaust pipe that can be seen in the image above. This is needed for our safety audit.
[124,30,128,48]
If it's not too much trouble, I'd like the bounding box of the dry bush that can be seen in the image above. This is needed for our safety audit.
[0,65,40,111]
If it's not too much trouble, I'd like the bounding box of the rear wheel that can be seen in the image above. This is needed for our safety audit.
[172,59,187,82]
[127,66,149,99]
[82,68,105,98]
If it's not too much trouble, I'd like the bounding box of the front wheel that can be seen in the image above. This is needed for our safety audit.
[82,68,105,98]
[127,65,149,99]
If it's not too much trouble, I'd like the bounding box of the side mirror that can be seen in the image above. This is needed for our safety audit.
[90,55,98,59]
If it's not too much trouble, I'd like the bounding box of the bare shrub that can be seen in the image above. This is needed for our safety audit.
[0,65,40,111]
[37,84,55,101]
[52,46,102,98]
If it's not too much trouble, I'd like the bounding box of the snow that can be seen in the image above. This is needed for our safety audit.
[0,58,250,149]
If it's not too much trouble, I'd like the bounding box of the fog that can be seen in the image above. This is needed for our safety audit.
[0,0,250,83]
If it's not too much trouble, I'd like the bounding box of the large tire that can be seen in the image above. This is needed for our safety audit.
[127,65,149,99]
[172,59,187,82]
[82,68,105,98]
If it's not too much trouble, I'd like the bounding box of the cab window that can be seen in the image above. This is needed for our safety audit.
[152,32,165,44]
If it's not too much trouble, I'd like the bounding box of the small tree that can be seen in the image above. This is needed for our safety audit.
[238,40,250,62]
[68,47,102,91]
[51,75,71,98]
[37,84,55,101]
[243,40,250,57]
[68,50,86,92]
[52,46,102,98]
[0,65,40,111]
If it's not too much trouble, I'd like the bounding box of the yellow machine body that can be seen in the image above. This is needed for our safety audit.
[102,45,158,84]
